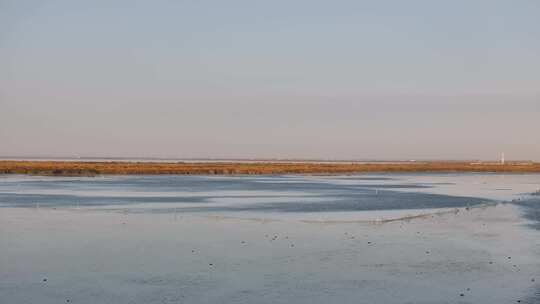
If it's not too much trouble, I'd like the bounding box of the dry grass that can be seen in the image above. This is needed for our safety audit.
[1,161,540,176]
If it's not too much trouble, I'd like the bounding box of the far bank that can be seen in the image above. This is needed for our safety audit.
[1,160,540,176]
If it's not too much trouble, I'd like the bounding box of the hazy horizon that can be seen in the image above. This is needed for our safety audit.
[0,155,533,163]
[1,1,539,161]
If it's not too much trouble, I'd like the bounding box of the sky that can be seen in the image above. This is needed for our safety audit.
[1,0,539,161]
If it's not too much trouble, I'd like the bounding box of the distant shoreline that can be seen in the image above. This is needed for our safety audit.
[1,160,540,176]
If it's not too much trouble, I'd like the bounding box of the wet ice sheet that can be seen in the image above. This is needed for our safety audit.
[0,204,539,304]
[1,174,539,222]
[1,174,540,303]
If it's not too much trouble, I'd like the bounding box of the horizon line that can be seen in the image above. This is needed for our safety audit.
[0,156,535,163]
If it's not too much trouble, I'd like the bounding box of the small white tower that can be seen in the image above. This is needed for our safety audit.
[500,152,505,165]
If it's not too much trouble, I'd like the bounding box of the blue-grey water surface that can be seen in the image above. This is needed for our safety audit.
[1,173,540,304]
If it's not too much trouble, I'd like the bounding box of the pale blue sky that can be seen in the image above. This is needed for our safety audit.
[1,1,539,160]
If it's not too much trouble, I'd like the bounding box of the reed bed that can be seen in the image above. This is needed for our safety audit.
[1,161,540,176]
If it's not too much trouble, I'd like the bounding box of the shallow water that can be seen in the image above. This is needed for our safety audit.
[1,173,540,303]
[1,173,538,219]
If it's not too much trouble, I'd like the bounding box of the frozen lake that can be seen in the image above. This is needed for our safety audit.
[1,173,540,303]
